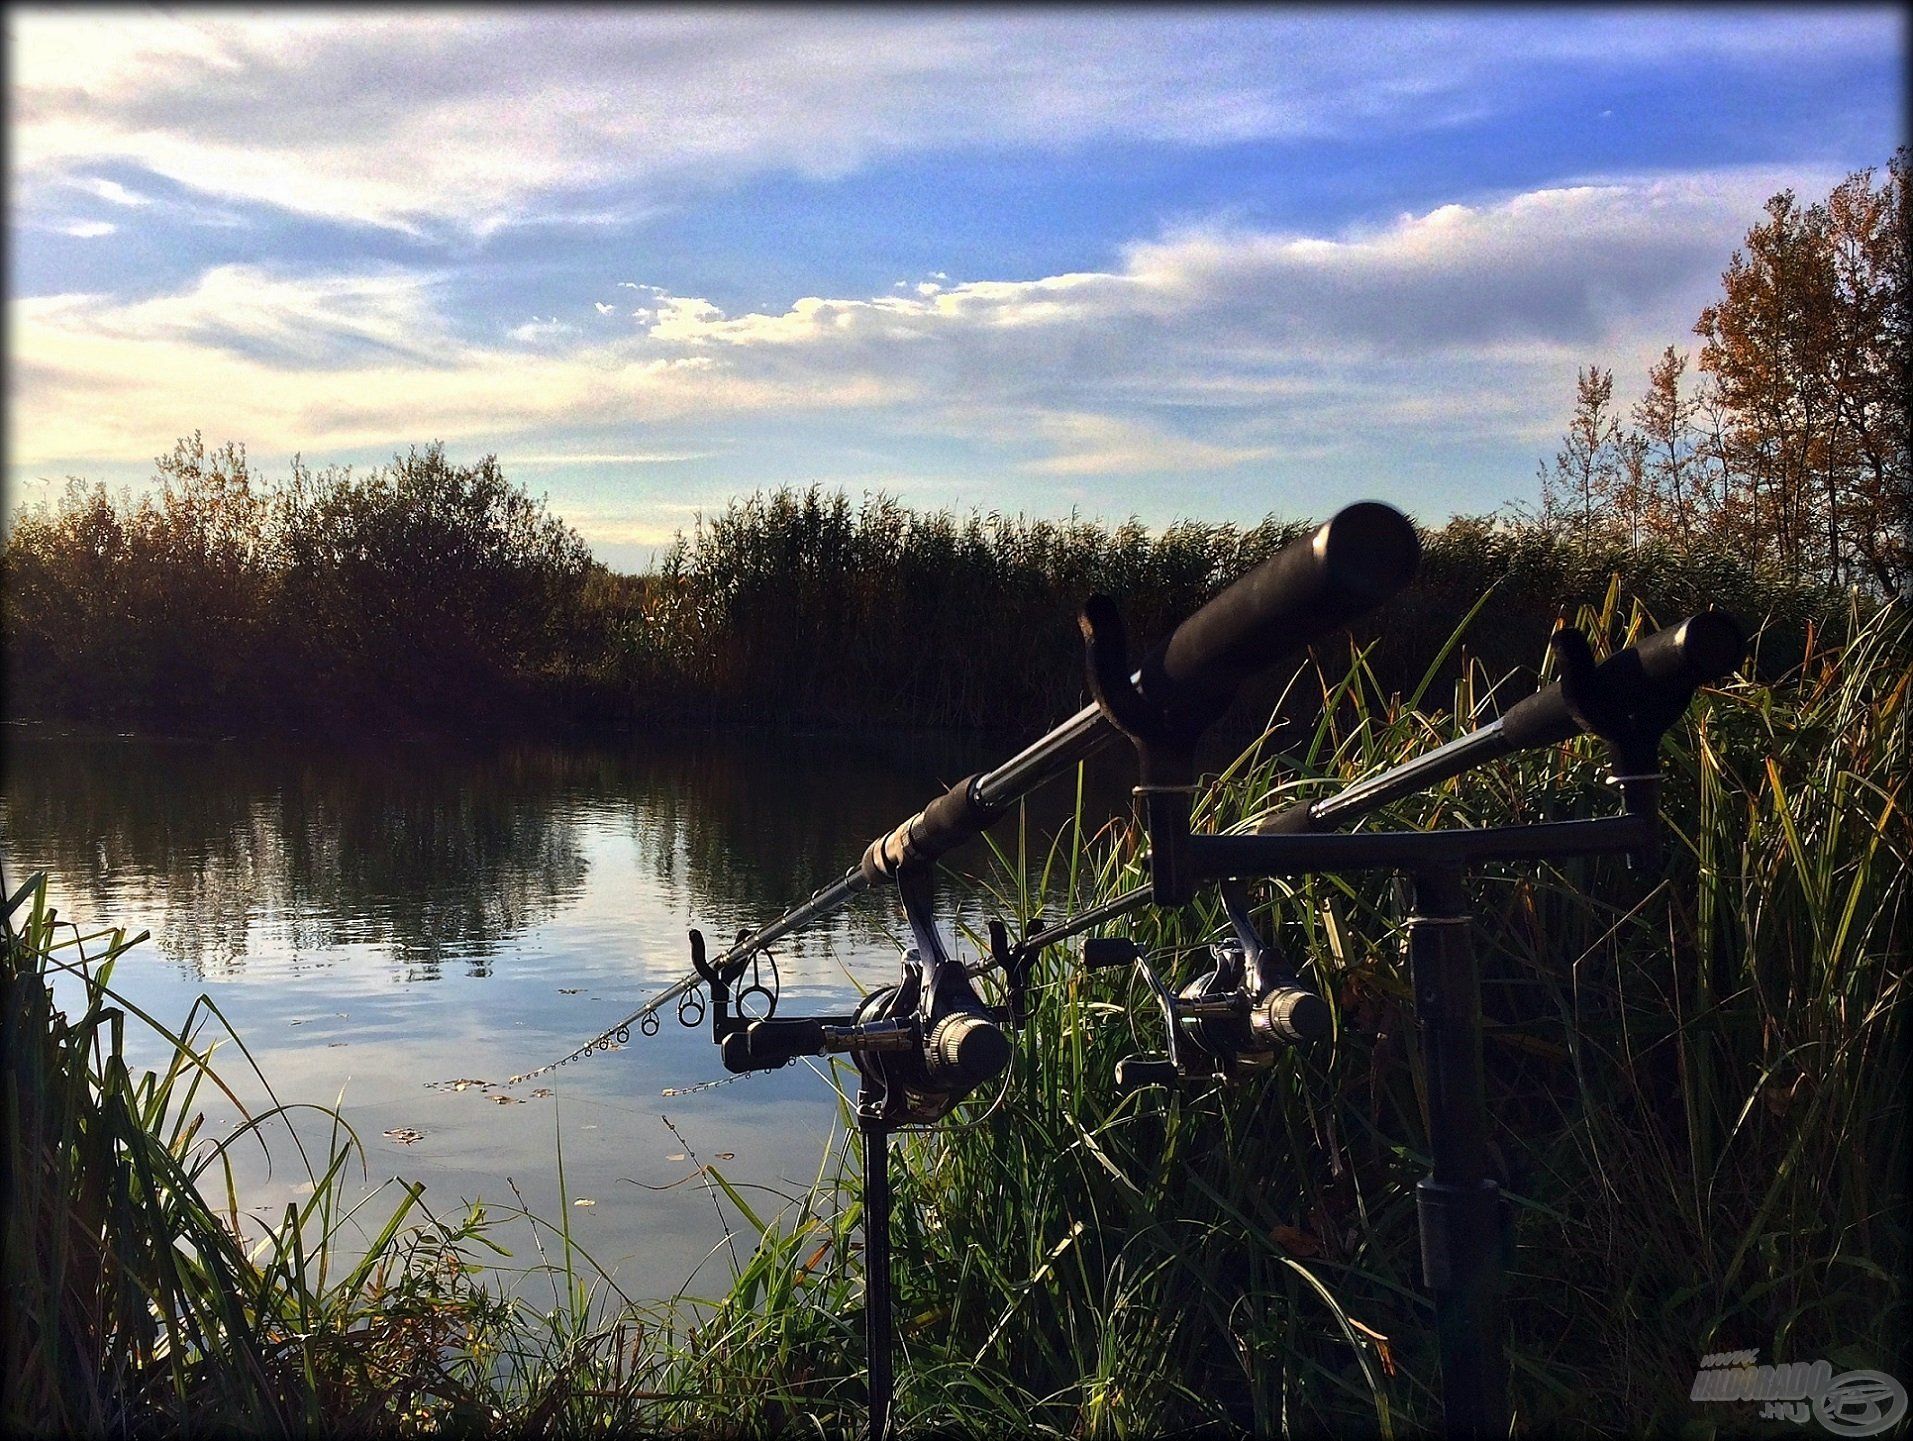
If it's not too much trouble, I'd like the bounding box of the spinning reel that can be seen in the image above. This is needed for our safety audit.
[693,865,1014,1128]
[1082,879,1330,1090]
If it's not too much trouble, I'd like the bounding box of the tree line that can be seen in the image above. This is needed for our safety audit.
[4,159,1892,739]
[1539,149,1907,595]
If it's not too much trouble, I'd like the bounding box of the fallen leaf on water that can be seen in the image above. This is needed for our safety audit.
[328,1042,347,1048]
[666,1153,687,1162]
[383,1127,424,1145]
[573,1198,595,1207]
[426,1078,492,1092]
[530,1088,554,1099]
[559,988,582,994]
[491,1094,521,1105]
[289,1019,305,1026]
[715,1152,735,1161]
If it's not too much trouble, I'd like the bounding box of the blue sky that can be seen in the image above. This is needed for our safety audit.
[7,8,1904,570]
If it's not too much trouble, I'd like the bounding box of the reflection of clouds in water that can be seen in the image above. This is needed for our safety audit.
[0,728,1032,1001]
[0,726,1076,1301]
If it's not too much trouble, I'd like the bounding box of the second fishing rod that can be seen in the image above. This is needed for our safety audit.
[511,500,1421,1085]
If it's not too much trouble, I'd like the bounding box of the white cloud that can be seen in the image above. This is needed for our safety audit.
[508,316,579,344]
[7,9,1892,235]
[67,176,151,207]
[6,272,892,470]
[1018,413,1276,477]
[60,220,118,239]
[4,167,1843,494]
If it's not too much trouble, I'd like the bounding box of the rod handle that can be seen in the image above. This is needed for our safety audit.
[1083,937,1142,970]
[1143,501,1420,724]
[1500,611,1745,751]
[722,1017,826,1072]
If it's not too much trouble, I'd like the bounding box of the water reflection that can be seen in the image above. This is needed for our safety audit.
[0,726,1023,982]
[0,720,1135,1303]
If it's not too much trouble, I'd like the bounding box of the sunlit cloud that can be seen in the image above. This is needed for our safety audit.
[6,166,1820,496]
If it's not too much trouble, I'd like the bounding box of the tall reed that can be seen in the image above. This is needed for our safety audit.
[653,592,1907,1436]
[7,585,1901,1436]
[1,870,530,1435]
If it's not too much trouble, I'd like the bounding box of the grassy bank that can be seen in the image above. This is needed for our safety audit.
[642,591,1908,1436]
[6,593,1905,1436]
[2,440,1844,738]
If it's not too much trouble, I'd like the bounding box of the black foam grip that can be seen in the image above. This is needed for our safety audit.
[1500,611,1745,751]
[860,773,991,883]
[1143,502,1420,721]
[1082,937,1142,970]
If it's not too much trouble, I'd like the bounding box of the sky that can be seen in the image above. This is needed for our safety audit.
[6,7,1905,571]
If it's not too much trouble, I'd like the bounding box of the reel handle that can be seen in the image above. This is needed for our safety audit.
[1115,1055,1180,1091]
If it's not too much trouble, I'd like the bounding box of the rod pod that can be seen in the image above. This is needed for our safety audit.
[860,1118,895,1441]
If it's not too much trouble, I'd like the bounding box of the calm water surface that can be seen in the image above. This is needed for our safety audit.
[2,724,1102,1303]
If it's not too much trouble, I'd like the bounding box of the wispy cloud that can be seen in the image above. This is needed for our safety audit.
[66,176,151,207]
[502,451,716,467]
[9,9,1893,235]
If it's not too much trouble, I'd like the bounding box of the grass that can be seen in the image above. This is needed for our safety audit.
[4,587,1905,1436]
[642,588,1908,1437]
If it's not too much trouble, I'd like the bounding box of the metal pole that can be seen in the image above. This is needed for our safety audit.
[1406,867,1510,1440]
[862,1121,894,1441]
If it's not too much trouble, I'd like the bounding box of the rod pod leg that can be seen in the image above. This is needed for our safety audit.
[861,1120,894,1441]
[1408,869,1511,1439]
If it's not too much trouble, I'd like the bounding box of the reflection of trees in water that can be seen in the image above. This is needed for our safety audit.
[0,727,1112,985]
[1,734,589,980]
[610,729,1128,965]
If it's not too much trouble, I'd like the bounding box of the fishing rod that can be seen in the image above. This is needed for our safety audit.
[679,500,1423,1441]
[509,500,1422,1087]
[525,478,1741,1438]
[1003,609,1747,964]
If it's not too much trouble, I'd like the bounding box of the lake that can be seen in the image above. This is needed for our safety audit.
[1,723,1118,1306]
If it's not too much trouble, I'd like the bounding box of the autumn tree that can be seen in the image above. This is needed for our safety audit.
[1630,346,1706,547]
[1540,365,1623,541]
[1694,149,1908,591]
[1539,149,1906,594]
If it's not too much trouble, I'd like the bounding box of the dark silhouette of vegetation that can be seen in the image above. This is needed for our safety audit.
[3,436,598,734]
[5,456,1840,740]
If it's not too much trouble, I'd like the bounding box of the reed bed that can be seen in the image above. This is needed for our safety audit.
[4,588,1904,1436]
[653,591,1907,1437]
[5,453,1835,737]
